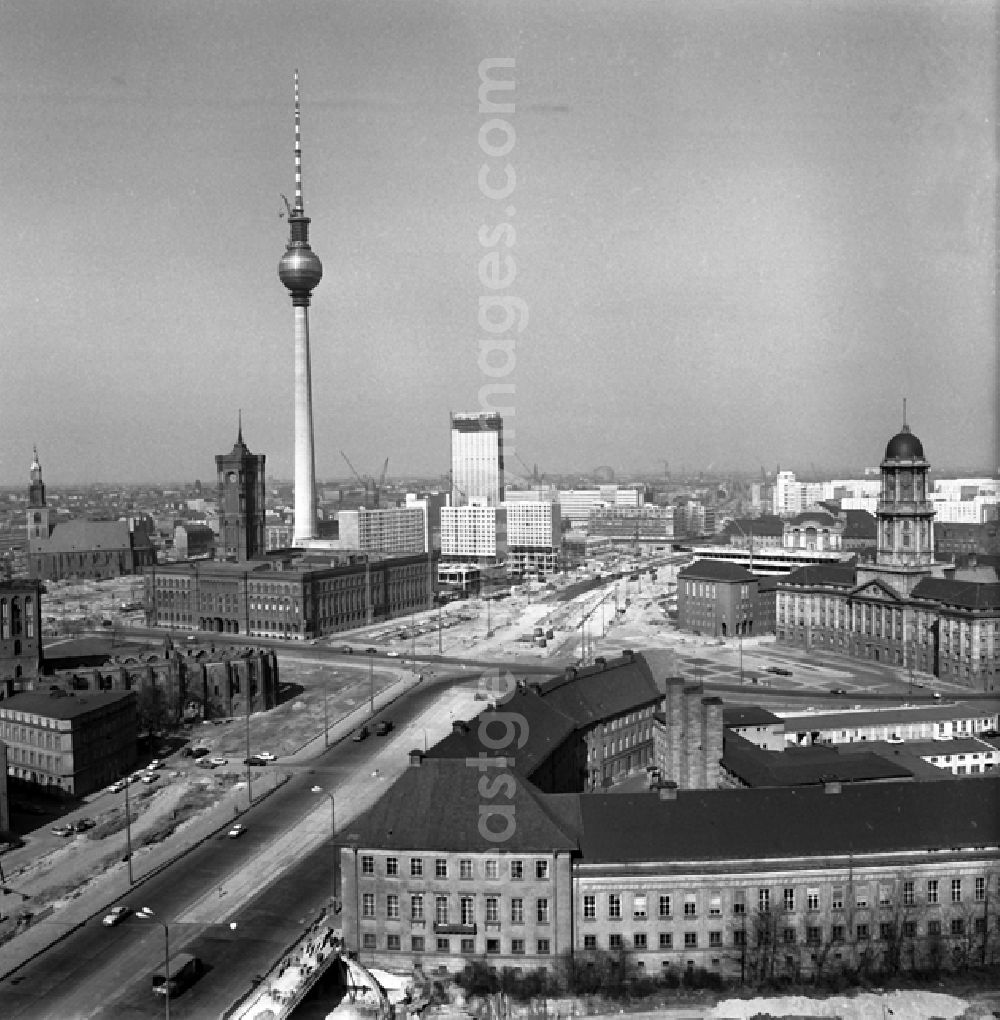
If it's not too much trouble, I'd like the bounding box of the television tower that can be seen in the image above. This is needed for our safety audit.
[278,70,323,545]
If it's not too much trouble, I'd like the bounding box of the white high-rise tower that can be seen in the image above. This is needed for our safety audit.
[278,71,323,545]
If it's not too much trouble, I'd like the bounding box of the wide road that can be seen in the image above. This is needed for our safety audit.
[0,670,492,1020]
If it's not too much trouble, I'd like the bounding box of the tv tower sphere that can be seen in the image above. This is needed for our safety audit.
[278,239,323,298]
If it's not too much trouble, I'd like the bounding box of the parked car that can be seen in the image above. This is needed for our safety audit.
[245,755,267,766]
[147,759,165,770]
[107,781,126,794]
[386,650,400,658]
[228,823,246,839]
[766,666,793,676]
[141,773,159,785]
[337,645,354,654]
[51,824,75,837]
[74,818,96,832]
[255,751,277,761]
[365,647,377,654]
[102,905,131,927]
[374,720,393,736]
[352,725,370,742]
[196,759,217,769]
[830,687,847,696]
[190,747,210,759]
[209,757,228,767]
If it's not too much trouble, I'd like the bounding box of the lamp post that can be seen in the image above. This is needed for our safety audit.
[366,648,375,717]
[245,693,253,806]
[124,776,134,886]
[137,907,169,1020]
[437,596,443,654]
[311,786,336,909]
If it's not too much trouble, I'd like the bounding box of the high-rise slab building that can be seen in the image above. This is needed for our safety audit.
[277,71,323,546]
[450,412,504,507]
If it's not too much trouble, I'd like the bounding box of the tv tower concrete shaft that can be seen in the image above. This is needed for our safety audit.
[277,71,323,545]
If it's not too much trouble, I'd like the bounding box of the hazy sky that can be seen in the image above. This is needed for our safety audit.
[1,1,995,485]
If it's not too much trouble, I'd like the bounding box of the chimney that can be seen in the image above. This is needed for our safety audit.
[409,749,423,766]
[657,780,678,801]
[622,648,635,661]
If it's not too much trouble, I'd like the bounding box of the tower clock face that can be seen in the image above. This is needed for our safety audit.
[227,471,237,482]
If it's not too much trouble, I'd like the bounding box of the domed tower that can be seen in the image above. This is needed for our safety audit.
[873,412,935,594]
[278,70,323,545]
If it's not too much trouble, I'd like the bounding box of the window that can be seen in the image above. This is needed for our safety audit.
[486,896,499,924]
[880,922,895,941]
[855,888,868,909]
[806,889,820,911]
[486,860,499,881]
[951,879,962,903]
[927,920,941,937]
[361,855,375,876]
[831,887,844,910]
[758,888,770,913]
[709,893,721,917]
[902,921,917,939]
[608,894,622,919]
[732,890,746,916]
[609,933,623,950]
[461,938,476,954]
[537,939,551,955]
[951,918,965,936]
[537,898,549,924]
[362,933,376,949]
[634,933,647,949]
[387,934,401,951]
[783,888,795,912]
[709,931,722,947]
[386,856,399,876]
[411,857,423,877]
[684,932,697,948]
[927,880,939,905]
[659,894,672,918]
[659,932,673,949]
[806,926,822,945]
[976,877,986,902]
[782,928,796,944]
[511,860,523,880]
[536,860,549,880]
[583,895,596,920]
[412,935,425,952]
[435,859,448,879]
[684,894,697,917]
[435,896,449,925]
[879,884,892,907]
[460,859,473,880]
[733,930,746,947]
[831,925,845,943]
[387,894,400,919]
[903,880,914,906]
[362,893,375,918]
[634,894,647,919]
[512,938,526,954]
[411,895,424,921]
[461,897,475,926]
[583,935,597,951]
[436,938,450,953]
[511,898,524,924]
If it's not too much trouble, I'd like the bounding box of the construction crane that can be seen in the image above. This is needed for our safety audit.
[340,451,388,508]
[515,454,546,489]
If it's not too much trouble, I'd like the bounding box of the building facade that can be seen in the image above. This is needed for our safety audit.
[503,500,561,578]
[0,579,44,689]
[677,561,759,638]
[216,425,266,562]
[337,507,427,555]
[451,412,505,507]
[440,505,507,566]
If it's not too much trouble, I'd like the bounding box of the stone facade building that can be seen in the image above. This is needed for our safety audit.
[0,579,44,689]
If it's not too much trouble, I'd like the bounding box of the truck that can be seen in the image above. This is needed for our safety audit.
[152,953,201,998]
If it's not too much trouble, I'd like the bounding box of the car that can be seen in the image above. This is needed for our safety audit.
[209,757,228,767]
[352,726,370,742]
[244,755,267,766]
[190,747,210,759]
[887,736,904,744]
[766,666,793,676]
[196,758,217,769]
[228,823,246,839]
[147,759,164,770]
[830,688,847,696]
[74,817,96,832]
[337,645,354,654]
[107,781,126,794]
[141,773,159,784]
[932,692,942,699]
[102,905,131,927]
[374,720,393,736]
[365,647,377,654]
[255,751,277,761]
[386,650,400,658]
[51,824,75,837]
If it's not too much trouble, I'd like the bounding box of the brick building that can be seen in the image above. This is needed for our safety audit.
[676,560,759,638]
[0,579,44,690]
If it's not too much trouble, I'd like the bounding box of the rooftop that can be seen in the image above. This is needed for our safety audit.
[0,688,135,720]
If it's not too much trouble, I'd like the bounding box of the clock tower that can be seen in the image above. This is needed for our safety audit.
[215,419,266,562]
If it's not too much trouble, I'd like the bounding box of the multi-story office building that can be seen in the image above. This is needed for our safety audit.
[0,689,137,797]
[588,505,674,550]
[503,500,561,577]
[677,561,760,638]
[337,507,427,555]
[440,505,507,566]
[557,487,645,531]
[451,412,504,507]
[341,652,1000,979]
[773,472,827,517]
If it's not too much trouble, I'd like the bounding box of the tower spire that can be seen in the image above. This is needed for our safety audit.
[903,396,907,429]
[238,409,244,445]
[294,68,304,213]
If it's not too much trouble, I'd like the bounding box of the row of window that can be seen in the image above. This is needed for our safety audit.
[361,934,548,955]
[582,878,990,920]
[361,856,550,881]
[362,893,539,924]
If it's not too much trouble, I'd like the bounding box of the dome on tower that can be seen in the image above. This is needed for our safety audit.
[884,423,924,461]
[278,246,323,294]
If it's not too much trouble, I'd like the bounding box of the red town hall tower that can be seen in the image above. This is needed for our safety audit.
[215,420,266,563]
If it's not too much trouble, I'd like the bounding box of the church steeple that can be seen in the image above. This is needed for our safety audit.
[27,447,50,545]
[29,447,45,508]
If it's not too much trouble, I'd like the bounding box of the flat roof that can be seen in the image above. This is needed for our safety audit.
[0,689,135,720]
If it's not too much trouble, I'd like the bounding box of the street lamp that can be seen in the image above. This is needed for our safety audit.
[124,776,134,886]
[366,648,375,717]
[137,907,170,1020]
[311,786,336,909]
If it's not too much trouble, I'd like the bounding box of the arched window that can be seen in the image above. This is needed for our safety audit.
[0,599,7,639]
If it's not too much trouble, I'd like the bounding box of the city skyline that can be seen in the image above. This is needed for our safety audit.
[1,1,995,485]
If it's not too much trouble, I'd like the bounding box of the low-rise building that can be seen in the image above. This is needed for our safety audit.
[0,689,137,797]
[677,561,759,638]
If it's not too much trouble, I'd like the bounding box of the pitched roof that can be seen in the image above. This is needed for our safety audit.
[912,577,1000,610]
[341,758,579,853]
[721,517,785,538]
[842,510,877,539]
[788,512,841,527]
[574,778,1000,863]
[723,707,782,728]
[678,559,757,582]
[781,564,857,589]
